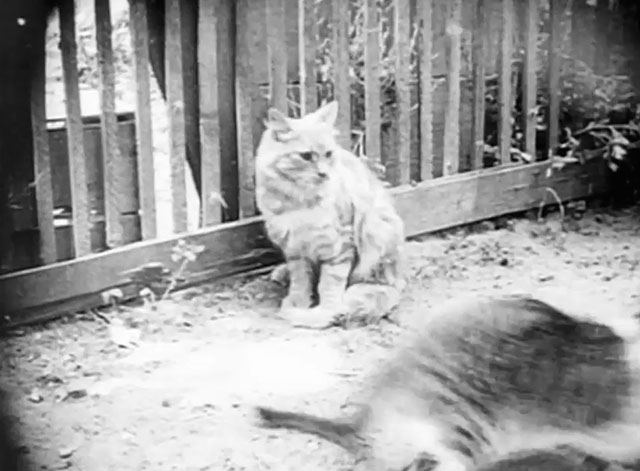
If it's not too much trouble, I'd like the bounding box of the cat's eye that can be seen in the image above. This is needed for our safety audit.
[325,151,333,158]
[299,152,314,161]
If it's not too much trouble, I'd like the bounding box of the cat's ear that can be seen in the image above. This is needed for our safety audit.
[312,101,339,127]
[265,108,294,141]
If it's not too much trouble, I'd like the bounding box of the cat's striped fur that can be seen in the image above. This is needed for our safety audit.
[256,294,640,471]
[255,101,405,329]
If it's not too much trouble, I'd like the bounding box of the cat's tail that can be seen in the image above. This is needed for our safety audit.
[255,406,367,452]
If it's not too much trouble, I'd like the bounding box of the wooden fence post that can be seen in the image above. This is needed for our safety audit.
[60,0,92,257]
[443,0,462,175]
[394,0,411,184]
[498,0,514,165]
[419,0,434,180]
[298,0,318,115]
[364,0,381,163]
[129,0,158,238]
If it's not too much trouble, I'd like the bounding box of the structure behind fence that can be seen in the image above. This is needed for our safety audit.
[2,0,635,326]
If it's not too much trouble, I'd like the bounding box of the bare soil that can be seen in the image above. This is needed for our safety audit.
[2,206,640,471]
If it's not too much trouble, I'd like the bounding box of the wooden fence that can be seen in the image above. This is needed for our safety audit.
[1,0,628,328]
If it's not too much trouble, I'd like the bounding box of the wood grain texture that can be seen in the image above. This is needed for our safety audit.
[547,0,563,157]
[298,0,317,115]
[364,0,381,163]
[165,0,188,233]
[523,0,538,160]
[95,0,126,247]
[198,0,223,226]
[443,0,462,176]
[498,0,514,165]
[0,158,608,327]
[394,159,607,237]
[235,0,264,218]
[215,0,240,222]
[394,0,411,184]
[471,0,486,170]
[419,0,434,180]
[30,23,57,265]
[0,217,281,328]
[129,0,157,239]
[267,0,288,112]
[331,0,350,148]
[59,0,92,257]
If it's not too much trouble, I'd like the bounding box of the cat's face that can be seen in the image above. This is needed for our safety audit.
[257,101,341,187]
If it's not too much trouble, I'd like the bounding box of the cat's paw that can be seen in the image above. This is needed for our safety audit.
[269,263,289,286]
[281,306,340,329]
[280,292,313,310]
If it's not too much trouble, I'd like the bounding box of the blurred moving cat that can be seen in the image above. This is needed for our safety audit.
[255,101,405,329]
[256,294,640,471]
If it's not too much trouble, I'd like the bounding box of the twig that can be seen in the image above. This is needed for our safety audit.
[160,258,189,301]
[538,187,565,221]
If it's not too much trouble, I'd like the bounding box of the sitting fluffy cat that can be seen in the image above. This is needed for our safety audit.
[255,100,405,329]
[255,294,640,471]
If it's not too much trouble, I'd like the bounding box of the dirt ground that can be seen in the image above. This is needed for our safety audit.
[2,205,640,471]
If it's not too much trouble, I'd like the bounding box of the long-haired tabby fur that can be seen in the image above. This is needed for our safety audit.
[255,101,405,329]
[255,294,640,471]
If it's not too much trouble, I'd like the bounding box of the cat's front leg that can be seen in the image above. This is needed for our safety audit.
[284,259,351,329]
[280,258,314,310]
[316,259,351,312]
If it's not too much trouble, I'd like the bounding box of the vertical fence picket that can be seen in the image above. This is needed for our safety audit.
[442,0,462,176]
[198,0,223,226]
[129,0,157,239]
[166,0,188,233]
[471,0,486,170]
[419,0,434,181]
[547,0,563,158]
[523,0,538,161]
[394,0,411,184]
[235,0,263,218]
[331,0,350,148]
[498,0,514,165]
[30,22,57,264]
[267,0,288,113]
[363,0,381,164]
[299,0,318,115]
[95,0,126,247]
[59,0,92,257]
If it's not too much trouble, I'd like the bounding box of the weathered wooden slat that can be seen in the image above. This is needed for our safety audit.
[216,0,240,222]
[59,0,92,257]
[363,0,381,163]
[443,0,462,176]
[394,0,411,184]
[95,0,126,247]
[471,0,486,170]
[0,158,608,328]
[165,0,188,233]
[30,23,57,265]
[547,0,563,157]
[498,0,514,165]
[331,0,350,148]
[419,0,434,181]
[180,0,202,209]
[129,0,157,239]
[298,0,317,115]
[235,0,264,218]
[267,0,288,112]
[523,0,538,160]
[198,0,223,226]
